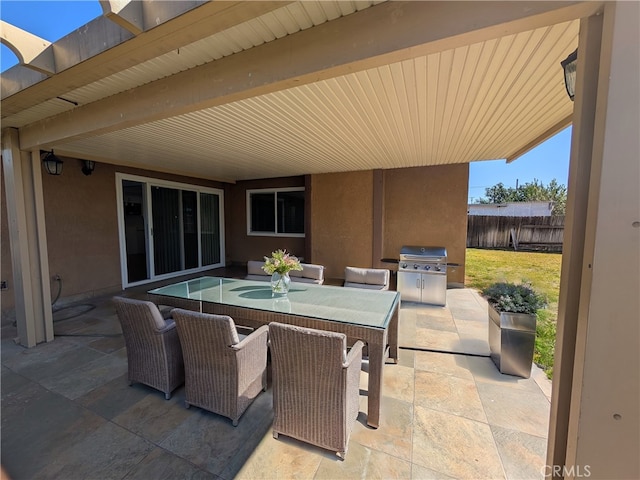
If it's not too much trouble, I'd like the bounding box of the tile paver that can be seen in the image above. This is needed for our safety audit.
[0,278,552,480]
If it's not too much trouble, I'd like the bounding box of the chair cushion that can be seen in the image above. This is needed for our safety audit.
[289,263,324,283]
[247,260,268,276]
[290,276,323,284]
[344,267,389,286]
[344,281,388,290]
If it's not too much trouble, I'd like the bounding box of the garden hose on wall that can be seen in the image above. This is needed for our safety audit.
[51,275,97,321]
[51,274,62,307]
[49,276,120,338]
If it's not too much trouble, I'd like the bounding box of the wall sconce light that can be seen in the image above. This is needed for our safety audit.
[561,49,578,101]
[41,150,63,175]
[81,160,96,176]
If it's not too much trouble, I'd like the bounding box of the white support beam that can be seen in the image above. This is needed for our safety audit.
[1,128,54,347]
[564,2,640,477]
[0,21,55,75]
[100,0,144,35]
[18,1,603,150]
[100,0,213,36]
[546,13,604,477]
[547,2,640,478]
[1,1,293,110]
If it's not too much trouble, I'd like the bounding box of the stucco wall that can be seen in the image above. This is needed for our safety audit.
[384,164,468,285]
[227,176,306,265]
[310,171,374,280]
[8,156,229,307]
[42,160,121,302]
[3,159,467,312]
[310,164,468,285]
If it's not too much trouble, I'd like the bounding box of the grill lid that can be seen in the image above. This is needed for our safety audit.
[400,246,447,258]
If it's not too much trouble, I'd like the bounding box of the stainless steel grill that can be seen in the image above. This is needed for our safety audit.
[397,246,447,306]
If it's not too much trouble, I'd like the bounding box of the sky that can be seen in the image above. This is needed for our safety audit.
[1,0,572,201]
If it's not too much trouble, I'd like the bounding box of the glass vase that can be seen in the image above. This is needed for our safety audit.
[271,271,291,296]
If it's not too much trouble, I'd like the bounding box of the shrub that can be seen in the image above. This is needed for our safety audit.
[482,281,547,314]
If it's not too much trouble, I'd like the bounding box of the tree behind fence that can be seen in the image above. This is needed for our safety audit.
[467,216,565,251]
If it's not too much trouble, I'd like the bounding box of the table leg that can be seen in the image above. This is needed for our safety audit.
[366,336,386,429]
[388,305,399,363]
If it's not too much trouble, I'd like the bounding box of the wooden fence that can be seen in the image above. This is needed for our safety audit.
[467,216,565,252]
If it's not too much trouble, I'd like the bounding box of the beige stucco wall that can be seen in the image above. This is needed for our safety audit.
[384,165,468,285]
[310,164,468,285]
[42,159,122,303]
[7,156,229,307]
[310,171,374,280]
[2,159,468,312]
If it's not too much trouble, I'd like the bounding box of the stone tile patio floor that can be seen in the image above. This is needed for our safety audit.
[1,279,552,480]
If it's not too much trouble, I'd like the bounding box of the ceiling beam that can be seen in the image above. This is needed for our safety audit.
[100,0,145,35]
[0,21,55,75]
[19,1,602,150]
[1,1,294,112]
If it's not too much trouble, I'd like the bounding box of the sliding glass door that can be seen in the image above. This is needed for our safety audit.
[122,180,149,283]
[151,186,181,275]
[117,174,225,287]
[200,192,221,266]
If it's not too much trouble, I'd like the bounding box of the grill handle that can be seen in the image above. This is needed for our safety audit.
[401,254,446,262]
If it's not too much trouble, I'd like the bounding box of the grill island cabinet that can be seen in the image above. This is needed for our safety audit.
[397,270,447,306]
[397,246,447,306]
[488,306,536,378]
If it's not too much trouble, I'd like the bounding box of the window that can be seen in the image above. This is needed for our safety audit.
[247,188,305,236]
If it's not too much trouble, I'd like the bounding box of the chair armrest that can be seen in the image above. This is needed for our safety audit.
[157,319,177,334]
[236,325,255,337]
[232,324,269,350]
[344,340,364,368]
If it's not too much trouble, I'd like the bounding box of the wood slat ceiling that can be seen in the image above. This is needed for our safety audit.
[3,1,384,128]
[55,19,578,182]
[2,1,578,182]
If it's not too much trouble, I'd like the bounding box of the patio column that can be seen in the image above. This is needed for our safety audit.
[548,2,639,478]
[371,169,385,268]
[546,10,604,477]
[1,128,54,347]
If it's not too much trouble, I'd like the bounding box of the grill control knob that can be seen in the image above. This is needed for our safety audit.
[435,265,441,272]
[424,265,431,271]
[401,263,407,269]
[413,264,419,269]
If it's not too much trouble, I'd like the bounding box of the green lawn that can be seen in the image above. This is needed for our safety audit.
[465,248,562,378]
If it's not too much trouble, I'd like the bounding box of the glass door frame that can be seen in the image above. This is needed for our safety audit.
[115,173,226,288]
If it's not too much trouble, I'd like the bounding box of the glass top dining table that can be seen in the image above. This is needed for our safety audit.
[148,276,400,428]
[148,276,399,330]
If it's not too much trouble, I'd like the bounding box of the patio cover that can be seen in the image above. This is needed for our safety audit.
[1,1,601,182]
[2,2,639,479]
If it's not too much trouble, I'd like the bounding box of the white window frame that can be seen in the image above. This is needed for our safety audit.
[246,187,305,237]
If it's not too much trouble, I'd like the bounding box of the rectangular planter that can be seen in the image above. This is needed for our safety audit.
[488,306,536,378]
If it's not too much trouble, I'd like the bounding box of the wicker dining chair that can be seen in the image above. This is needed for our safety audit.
[171,308,269,426]
[112,296,185,400]
[268,322,364,459]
